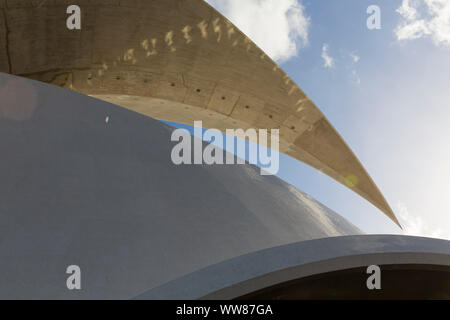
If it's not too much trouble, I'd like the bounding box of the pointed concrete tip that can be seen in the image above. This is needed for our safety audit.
[291,117,401,229]
[387,206,403,230]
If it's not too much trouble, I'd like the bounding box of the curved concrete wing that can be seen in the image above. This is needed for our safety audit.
[0,73,362,299]
[136,235,450,299]
[0,0,399,226]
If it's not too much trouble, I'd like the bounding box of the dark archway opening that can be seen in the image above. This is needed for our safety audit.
[237,264,450,300]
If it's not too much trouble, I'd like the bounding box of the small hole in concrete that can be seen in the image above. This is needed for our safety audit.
[245,105,250,109]
[171,83,175,87]
[291,126,295,130]
[116,76,121,80]
[269,115,273,119]
[196,89,201,93]
[221,96,226,100]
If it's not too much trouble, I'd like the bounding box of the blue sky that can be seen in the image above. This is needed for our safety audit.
[168,0,450,239]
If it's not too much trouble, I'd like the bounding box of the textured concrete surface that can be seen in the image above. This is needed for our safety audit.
[136,235,450,300]
[0,0,400,226]
[0,73,362,299]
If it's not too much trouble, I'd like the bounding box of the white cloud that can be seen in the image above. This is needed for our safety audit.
[351,70,361,85]
[206,0,310,62]
[396,202,445,239]
[349,52,360,84]
[397,0,420,21]
[321,44,334,68]
[395,0,450,47]
[350,52,360,63]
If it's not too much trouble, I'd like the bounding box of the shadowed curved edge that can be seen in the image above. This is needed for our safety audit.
[134,235,450,299]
